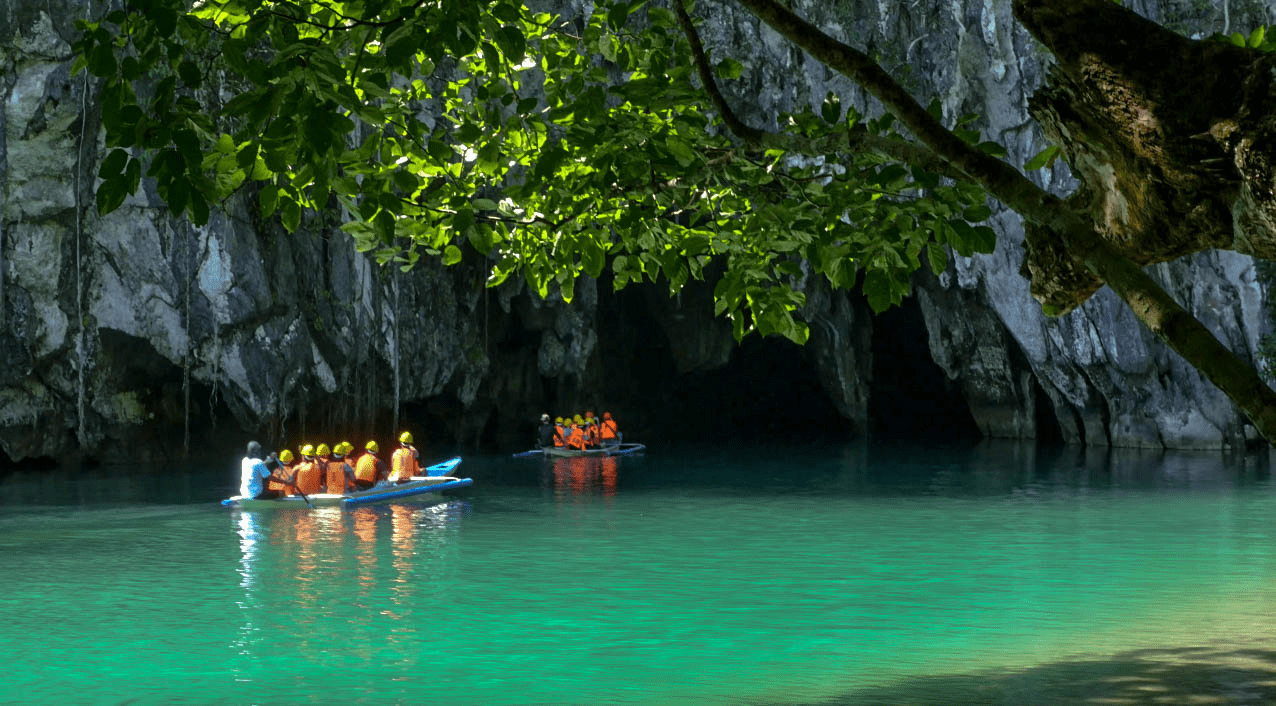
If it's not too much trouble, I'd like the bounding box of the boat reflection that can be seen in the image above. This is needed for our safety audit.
[351,507,378,600]
[551,456,618,497]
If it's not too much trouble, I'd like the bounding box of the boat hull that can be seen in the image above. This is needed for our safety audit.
[514,443,645,458]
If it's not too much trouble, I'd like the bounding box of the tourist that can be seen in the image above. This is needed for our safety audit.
[600,412,620,446]
[266,448,296,495]
[325,442,358,494]
[355,440,389,489]
[584,411,599,448]
[390,431,421,483]
[554,417,567,448]
[293,444,323,496]
[537,413,556,449]
[566,419,587,450]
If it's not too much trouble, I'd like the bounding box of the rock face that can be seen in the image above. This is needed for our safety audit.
[0,0,1271,462]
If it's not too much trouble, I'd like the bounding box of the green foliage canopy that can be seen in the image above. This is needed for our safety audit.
[73,0,1003,344]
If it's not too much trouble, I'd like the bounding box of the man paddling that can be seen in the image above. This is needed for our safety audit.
[239,440,295,500]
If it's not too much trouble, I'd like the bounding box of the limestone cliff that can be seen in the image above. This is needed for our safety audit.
[0,0,1270,463]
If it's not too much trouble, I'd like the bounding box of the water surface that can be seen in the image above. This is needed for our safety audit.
[3,441,1275,705]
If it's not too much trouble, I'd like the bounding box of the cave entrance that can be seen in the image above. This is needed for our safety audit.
[869,298,981,440]
[0,445,57,472]
[594,283,855,445]
[660,336,854,444]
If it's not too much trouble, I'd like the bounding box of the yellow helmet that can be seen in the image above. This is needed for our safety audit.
[365,440,379,453]
[279,449,294,463]
[338,441,352,455]
[316,443,331,456]
[399,431,413,444]
[555,416,563,424]
[300,444,315,457]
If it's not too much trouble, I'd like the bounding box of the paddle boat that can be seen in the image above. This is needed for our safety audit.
[222,457,472,510]
[512,443,645,459]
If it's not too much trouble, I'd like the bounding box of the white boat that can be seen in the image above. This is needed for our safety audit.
[222,457,471,510]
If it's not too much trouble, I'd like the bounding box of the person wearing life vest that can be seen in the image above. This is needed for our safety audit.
[553,417,567,448]
[266,448,296,495]
[584,411,599,448]
[293,444,323,496]
[566,419,587,450]
[324,441,358,495]
[600,412,620,446]
[390,431,421,483]
[537,413,556,449]
[354,440,390,489]
[239,441,293,499]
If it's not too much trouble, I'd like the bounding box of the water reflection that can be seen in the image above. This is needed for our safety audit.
[351,507,378,600]
[840,440,1274,497]
[231,510,263,679]
[550,456,619,498]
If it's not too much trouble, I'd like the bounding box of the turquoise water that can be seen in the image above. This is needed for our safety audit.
[3,441,1276,705]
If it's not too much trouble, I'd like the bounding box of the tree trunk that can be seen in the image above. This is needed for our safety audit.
[1013,0,1276,312]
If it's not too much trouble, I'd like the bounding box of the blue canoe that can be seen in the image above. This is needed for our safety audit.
[222,457,471,509]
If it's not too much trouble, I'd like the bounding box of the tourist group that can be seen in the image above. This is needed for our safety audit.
[239,432,423,500]
[537,411,620,450]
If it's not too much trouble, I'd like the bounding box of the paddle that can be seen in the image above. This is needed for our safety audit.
[288,478,312,508]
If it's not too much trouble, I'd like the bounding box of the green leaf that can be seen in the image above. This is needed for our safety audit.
[970,225,997,253]
[976,141,1006,158]
[715,57,743,79]
[926,244,947,276]
[189,192,209,226]
[863,269,893,313]
[178,60,202,88]
[665,135,696,167]
[443,244,463,265]
[281,198,301,233]
[820,91,841,125]
[98,148,129,178]
[96,176,127,214]
[1024,144,1061,171]
[963,204,993,222]
[472,198,499,210]
[259,184,279,218]
[1249,26,1266,48]
[453,207,475,233]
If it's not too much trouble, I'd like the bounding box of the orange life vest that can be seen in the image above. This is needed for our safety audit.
[390,446,419,481]
[325,457,353,494]
[553,425,566,447]
[586,423,599,447]
[355,453,382,484]
[600,419,619,441]
[293,460,322,495]
[566,426,586,450]
[268,462,294,493]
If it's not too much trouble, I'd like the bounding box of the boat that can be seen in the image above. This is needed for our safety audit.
[512,443,645,459]
[222,456,472,510]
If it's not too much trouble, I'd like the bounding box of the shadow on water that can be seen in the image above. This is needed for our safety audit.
[750,646,1276,705]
